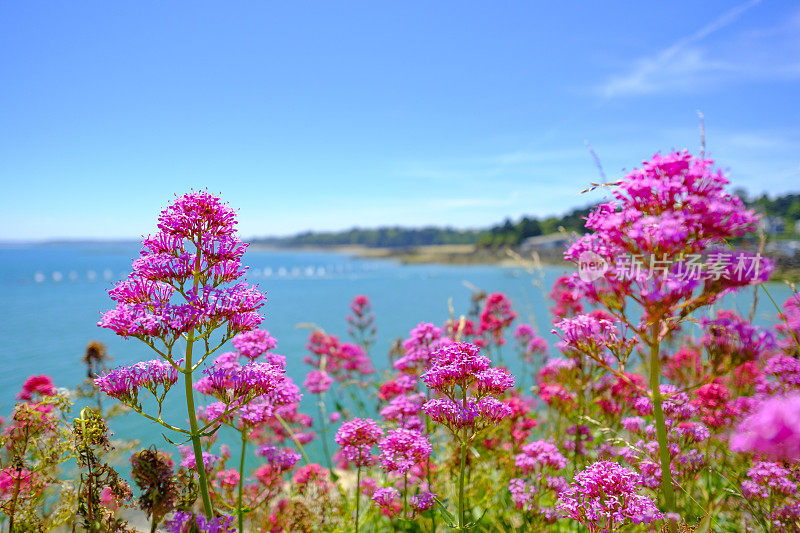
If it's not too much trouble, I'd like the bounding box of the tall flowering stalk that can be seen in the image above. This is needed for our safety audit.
[194,329,302,531]
[563,152,767,524]
[347,295,377,353]
[96,191,282,518]
[421,342,514,527]
[335,418,383,531]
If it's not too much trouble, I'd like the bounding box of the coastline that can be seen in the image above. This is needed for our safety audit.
[248,242,800,282]
[248,242,569,268]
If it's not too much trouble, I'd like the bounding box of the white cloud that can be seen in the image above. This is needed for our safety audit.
[596,0,800,98]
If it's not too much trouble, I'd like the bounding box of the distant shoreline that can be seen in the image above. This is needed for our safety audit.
[249,242,800,282]
[249,242,569,269]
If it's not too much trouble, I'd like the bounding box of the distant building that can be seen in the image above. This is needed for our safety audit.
[520,233,571,253]
[760,216,786,235]
[766,240,800,257]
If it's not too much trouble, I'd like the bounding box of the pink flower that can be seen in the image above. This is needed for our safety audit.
[378,428,432,475]
[99,191,266,340]
[232,329,277,360]
[479,292,517,345]
[372,487,401,517]
[335,418,383,468]
[410,491,436,512]
[304,370,333,394]
[514,440,567,473]
[17,375,56,401]
[557,461,663,529]
[217,469,240,488]
[99,486,119,510]
[731,392,800,462]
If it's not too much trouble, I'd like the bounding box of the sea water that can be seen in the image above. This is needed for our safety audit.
[0,243,792,466]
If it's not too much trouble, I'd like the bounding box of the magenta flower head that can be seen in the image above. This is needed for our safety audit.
[378,428,432,475]
[232,329,277,360]
[422,342,491,392]
[304,369,333,394]
[553,314,637,360]
[95,359,181,404]
[372,487,401,517]
[557,461,663,530]
[777,294,800,356]
[335,418,384,468]
[410,491,436,512]
[730,392,800,462]
[99,191,266,342]
[479,292,517,345]
[514,440,568,473]
[17,375,57,401]
[196,361,284,405]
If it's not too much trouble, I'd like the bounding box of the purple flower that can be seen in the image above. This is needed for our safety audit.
[372,487,401,516]
[99,191,267,340]
[335,418,383,468]
[378,428,432,475]
[552,314,636,356]
[380,393,425,423]
[557,461,663,530]
[509,478,538,511]
[740,461,797,499]
[515,440,567,473]
[731,392,800,462]
[304,370,333,394]
[196,361,284,405]
[178,446,220,472]
[476,396,512,421]
[422,342,491,391]
[256,446,301,472]
[757,355,800,394]
[94,359,181,403]
[474,368,516,395]
[410,491,436,512]
[422,398,479,429]
[165,511,236,533]
[232,329,278,360]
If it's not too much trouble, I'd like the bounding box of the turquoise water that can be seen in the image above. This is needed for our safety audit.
[0,243,793,463]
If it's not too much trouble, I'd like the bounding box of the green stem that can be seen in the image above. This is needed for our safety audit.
[355,466,361,532]
[185,331,213,519]
[458,440,467,528]
[238,428,247,533]
[317,393,334,472]
[649,324,676,531]
[403,473,408,520]
[276,415,313,466]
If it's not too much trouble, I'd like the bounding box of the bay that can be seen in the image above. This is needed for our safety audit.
[0,243,792,466]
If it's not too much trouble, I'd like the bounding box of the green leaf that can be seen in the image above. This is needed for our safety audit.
[433,497,457,528]
[161,433,191,446]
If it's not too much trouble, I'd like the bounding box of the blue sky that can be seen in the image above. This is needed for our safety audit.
[1,1,799,240]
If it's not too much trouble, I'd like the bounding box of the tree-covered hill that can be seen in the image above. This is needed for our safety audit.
[252,193,800,249]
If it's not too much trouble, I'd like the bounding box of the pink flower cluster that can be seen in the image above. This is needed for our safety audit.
[304,329,374,383]
[421,342,514,435]
[95,359,181,404]
[99,191,266,341]
[378,428,431,475]
[731,392,800,462]
[479,292,517,346]
[557,461,663,530]
[232,329,278,360]
[334,418,383,468]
